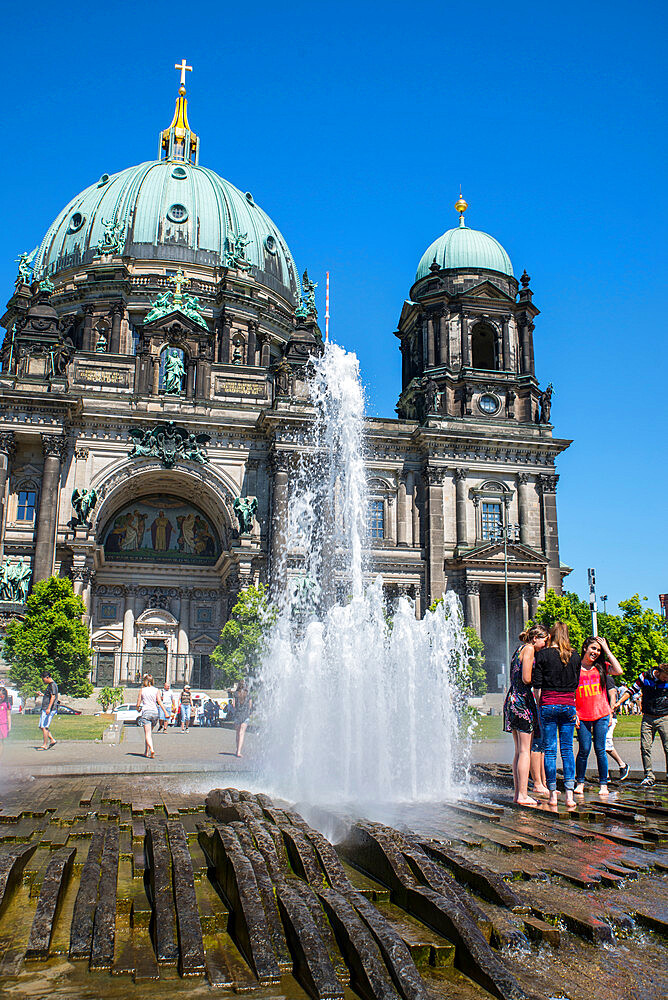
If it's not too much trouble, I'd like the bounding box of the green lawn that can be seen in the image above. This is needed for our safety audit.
[7,715,110,741]
[468,712,642,741]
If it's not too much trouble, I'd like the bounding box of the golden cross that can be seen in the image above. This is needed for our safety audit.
[175,59,192,87]
[168,268,189,304]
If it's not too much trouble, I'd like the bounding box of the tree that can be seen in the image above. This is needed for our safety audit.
[210,584,277,687]
[530,589,668,684]
[429,598,487,696]
[97,685,123,712]
[4,576,93,698]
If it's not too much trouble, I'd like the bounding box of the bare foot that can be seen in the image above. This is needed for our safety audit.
[565,794,576,808]
[548,792,558,806]
[599,786,609,796]
[516,795,538,806]
[574,784,585,795]
[533,784,549,797]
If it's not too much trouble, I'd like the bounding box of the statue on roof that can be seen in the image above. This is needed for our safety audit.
[295,269,318,319]
[182,292,207,329]
[539,383,553,424]
[96,217,125,256]
[145,291,172,324]
[39,275,54,295]
[225,232,252,272]
[16,249,37,287]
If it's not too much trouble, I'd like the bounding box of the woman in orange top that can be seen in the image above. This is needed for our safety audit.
[574,636,623,796]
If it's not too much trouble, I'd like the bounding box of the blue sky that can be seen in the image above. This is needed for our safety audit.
[2,0,666,613]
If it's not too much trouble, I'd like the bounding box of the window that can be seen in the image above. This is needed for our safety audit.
[481,501,502,540]
[17,490,36,522]
[368,499,385,539]
[471,323,496,370]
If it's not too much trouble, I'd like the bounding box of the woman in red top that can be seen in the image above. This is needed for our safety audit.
[574,636,623,796]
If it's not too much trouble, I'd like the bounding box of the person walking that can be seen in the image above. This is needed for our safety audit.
[503,625,549,805]
[0,687,11,756]
[179,685,192,733]
[532,622,582,808]
[37,671,58,751]
[605,678,630,781]
[619,664,668,787]
[233,681,253,758]
[158,682,174,733]
[135,673,165,758]
[574,637,623,797]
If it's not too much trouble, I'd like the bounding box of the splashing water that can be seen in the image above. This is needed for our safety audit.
[259,342,470,806]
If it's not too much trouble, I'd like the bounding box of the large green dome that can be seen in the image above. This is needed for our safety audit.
[35,159,299,301]
[416,218,513,282]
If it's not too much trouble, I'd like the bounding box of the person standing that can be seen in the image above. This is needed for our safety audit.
[574,637,623,796]
[179,685,192,733]
[233,681,253,758]
[619,664,668,787]
[503,625,549,805]
[135,673,165,758]
[0,687,11,756]
[605,676,630,780]
[532,623,581,808]
[37,671,58,751]
[158,682,174,733]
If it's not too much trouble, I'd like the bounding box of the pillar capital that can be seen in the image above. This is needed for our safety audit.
[0,430,15,455]
[537,473,559,494]
[465,580,480,595]
[42,434,67,461]
[517,472,531,485]
[453,467,468,483]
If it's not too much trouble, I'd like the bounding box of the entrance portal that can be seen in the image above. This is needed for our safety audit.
[142,640,168,685]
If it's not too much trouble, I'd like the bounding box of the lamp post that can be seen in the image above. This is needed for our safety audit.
[491,521,520,691]
[601,594,608,616]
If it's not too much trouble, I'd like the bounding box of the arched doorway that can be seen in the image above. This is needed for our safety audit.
[142,639,168,685]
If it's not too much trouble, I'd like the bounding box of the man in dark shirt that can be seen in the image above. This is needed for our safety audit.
[619,664,668,786]
[38,671,58,751]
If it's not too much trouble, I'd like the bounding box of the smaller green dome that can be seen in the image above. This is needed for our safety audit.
[416,221,513,281]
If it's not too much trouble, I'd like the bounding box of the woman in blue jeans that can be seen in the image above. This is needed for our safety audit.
[532,622,582,807]
[574,636,623,796]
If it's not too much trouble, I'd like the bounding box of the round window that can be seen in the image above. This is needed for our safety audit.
[68,212,85,233]
[245,191,254,204]
[97,173,110,187]
[264,234,277,254]
[167,203,188,223]
[171,166,187,179]
[478,393,500,415]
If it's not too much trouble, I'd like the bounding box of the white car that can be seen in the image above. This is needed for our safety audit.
[113,704,140,724]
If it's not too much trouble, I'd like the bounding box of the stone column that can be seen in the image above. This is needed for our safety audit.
[465,581,481,634]
[177,591,190,683]
[410,473,420,547]
[33,435,66,583]
[460,314,471,367]
[386,495,396,544]
[121,585,137,684]
[517,473,533,547]
[0,431,15,559]
[397,476,410,545]
[110,303,124,354]
[538,474,562,593]
[454,468,469,548]
[423,467,446,605]
[186,359,196,399]
[528,582,542,619]
[494,327,503,370]
[151,356,161,395]
[247,321,257,366]
[400,340,410,386]
[519,320,535,376]
[83,305,95,352]
[426,315,435,368]
[502,318,511,372]
[221,319,231,363]
[438,311,449,366]
[270,453,290,587]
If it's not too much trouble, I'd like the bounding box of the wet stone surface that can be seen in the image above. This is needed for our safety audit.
[0,767,665,999]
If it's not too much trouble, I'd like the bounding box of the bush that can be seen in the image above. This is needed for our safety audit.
[210,584,277,687]
[97,686,124,712]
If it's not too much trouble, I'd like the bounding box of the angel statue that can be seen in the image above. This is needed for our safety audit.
[0,558,32,603]
[232,496,258,534]
[71,488,98,527]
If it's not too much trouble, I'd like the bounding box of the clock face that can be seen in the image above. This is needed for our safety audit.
[478,393,499,415]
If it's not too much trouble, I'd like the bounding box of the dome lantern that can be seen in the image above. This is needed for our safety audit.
[159,59,199,165]
[415,197,513,282]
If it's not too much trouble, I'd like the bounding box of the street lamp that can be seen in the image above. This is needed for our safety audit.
[601,594,608,616]
[491,520,520,691]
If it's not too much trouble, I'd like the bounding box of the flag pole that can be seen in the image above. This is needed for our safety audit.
[325,271,330,342]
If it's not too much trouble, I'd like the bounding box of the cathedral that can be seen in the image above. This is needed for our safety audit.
[0,67,570,693]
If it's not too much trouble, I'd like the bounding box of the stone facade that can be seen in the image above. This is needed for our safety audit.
[0,86,570,693]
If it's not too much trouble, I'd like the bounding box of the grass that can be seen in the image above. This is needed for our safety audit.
[7,715,110,741]
[468,712,642,741]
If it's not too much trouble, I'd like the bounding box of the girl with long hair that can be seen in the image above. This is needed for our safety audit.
[532,622,582,807]
[503,624,549,804]
[233,681,253,758]
[574,636,623,796]
[135,673,165,759]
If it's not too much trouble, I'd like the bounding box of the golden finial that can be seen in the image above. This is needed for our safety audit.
[455,188,468,226]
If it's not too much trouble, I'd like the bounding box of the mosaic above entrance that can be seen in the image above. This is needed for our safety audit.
[102,496,219,564]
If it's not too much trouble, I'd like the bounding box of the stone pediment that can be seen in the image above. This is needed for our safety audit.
[459,540,548,567]
[462,280,515,302]
[91,628,121,644]
[141,309,207,334]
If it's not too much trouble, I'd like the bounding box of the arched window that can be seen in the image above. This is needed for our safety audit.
[471,481,512,542]
[471,323,496,370]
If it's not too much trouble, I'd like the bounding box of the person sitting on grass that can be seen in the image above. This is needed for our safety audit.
[37,671,58,751]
